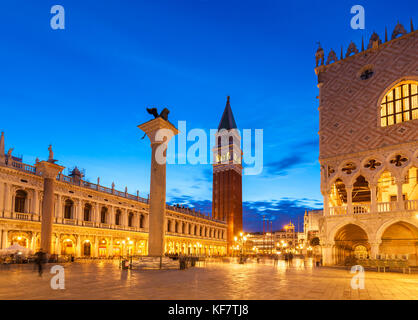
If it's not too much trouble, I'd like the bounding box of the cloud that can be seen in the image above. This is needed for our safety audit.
[166,195,323,233]
[264,138,318,176]
[265,154,305,176]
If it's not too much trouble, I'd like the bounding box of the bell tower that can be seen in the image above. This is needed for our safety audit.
[212,96,243,253]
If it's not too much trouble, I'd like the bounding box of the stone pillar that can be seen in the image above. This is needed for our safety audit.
[76,200,83,225]
[322,191,330,216]
[370,241,381,259]
[396,179,404,211]
[32,189,39,217]
[0,183,4,216]
[346,185,353,215]
[56,194,62,223]
[94,236,99,257]
[95,203,100,225]
[3,183,11,218]
[370,183,377,213]
[75,236,81,257]
[138,117,178,257]
[35,161,64,254]
[109,237,113,257]
[1,229,7,249]
[322,243,334,266]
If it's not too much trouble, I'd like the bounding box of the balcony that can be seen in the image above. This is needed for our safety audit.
[329,200,418,216]
[63,218,76,225]
[14,212,31,220]
[82,221,95,227]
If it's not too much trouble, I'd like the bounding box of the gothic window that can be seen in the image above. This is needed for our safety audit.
[364,159,382,170]
[83,204,91,221]
[14,190,27,213]
[64,199,73,219]
[380,81,418,127]
[390,154,408,167]
[342,162,356,174]
[100,207,108,223]
[115,210,121,225]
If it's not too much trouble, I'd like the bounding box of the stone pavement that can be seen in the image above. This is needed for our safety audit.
[0,258,417,300]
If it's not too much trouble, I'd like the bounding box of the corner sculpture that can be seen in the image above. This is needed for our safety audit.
[146,107,170,121]
[141,107,171,140]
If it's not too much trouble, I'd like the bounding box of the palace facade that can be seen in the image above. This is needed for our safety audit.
[315,22,418,265]
[0,132,227,257]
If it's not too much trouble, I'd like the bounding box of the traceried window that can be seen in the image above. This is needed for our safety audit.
[380,81,418,127]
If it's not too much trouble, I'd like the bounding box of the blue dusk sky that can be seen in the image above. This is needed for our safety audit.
[0,1,416,232]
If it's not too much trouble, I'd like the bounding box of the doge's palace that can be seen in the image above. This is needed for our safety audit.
[315,22,418,266]
[0,132,227,257]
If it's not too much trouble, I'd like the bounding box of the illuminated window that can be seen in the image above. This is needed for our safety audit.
[380,81,418,127]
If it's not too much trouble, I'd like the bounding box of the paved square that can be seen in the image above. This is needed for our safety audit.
[1,259,417,299]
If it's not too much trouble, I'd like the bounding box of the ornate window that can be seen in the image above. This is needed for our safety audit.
[129,212,134,227]
[15,190,27,213]
[100,207,107,223]
[380,81,418,127]
[83,204,91,221]
[64,199,73,219]
[115,210,121,225]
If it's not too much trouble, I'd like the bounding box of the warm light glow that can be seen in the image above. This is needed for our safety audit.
[380,80,418,127]
[234,236,238,241]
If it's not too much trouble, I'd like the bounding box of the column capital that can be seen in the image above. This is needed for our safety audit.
[35,161,65,179]
[138,117,179,145]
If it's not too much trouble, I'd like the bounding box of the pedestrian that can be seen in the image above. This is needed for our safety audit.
[35,249,44,277]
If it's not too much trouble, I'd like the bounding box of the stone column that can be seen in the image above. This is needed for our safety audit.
[346,185,353,215]
[0,183,4,217]
[1,229,7,249]
[322,191,330,216]
[95,203,100,225]
[3,183,11,218]
[35,160,64,254]
[56,194,62,223]
[138,117,178,257]
[370,241,381,259]
[396,179,404,211]
[75,236,81,257]
[370,183,377,213]
[109,237,113,257]
[322,243,334,266]
[32,189,39,217]
[76,199,83,225]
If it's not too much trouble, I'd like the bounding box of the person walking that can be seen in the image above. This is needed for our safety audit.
[35,249,44,277]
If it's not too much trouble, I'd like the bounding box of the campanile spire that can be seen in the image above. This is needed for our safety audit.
[212,96,243,254]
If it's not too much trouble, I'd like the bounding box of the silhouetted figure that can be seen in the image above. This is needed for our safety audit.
[289,252,294,265]
[35,249,45,277]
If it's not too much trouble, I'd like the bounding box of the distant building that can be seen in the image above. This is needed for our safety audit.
[304,209,323,244]
[247,222,305,254]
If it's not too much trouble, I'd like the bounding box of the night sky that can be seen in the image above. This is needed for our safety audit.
[0,1,416,231]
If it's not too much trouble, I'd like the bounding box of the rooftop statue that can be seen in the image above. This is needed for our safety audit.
[47,145,57,163]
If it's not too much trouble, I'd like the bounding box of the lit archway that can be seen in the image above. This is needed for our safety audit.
[379,221,418,266]
[333,224,369,265]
